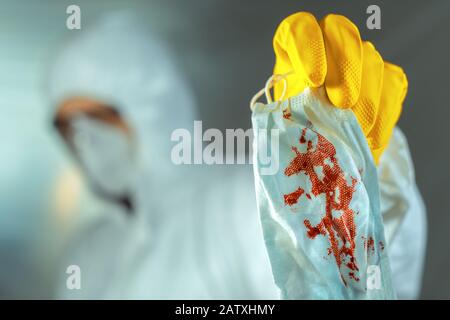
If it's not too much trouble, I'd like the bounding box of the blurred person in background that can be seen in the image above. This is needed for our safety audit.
[47,12,278,299]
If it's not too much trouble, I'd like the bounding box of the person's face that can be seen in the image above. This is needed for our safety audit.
[53,97,131,145]
[53,97,136,204]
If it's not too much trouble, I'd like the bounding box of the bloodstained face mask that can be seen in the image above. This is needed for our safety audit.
[250,77,395,299]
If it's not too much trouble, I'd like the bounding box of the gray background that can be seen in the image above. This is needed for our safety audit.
[1,0,449,298]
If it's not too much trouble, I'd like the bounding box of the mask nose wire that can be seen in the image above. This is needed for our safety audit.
[249,71,293,110]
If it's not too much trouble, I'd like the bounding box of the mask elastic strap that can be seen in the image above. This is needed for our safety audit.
[250,71,293,110]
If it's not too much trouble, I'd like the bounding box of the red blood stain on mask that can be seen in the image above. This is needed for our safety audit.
[283,108,292,120]
[284,187,304,206]
[284,128,359,284]
[349,272,359,282]
[363,236,385,255]
[363,236,375,254]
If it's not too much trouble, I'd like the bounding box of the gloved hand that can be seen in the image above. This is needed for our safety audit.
[273,12,408,164]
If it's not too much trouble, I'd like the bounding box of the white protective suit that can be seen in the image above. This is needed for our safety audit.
[48,12,277,299]
[378,127,427,299]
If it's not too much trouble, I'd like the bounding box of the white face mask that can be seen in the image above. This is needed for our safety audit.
[250,75,395,299]
[70,115,136,198]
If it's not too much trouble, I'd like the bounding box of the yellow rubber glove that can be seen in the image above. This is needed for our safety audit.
[273,12,408,164]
